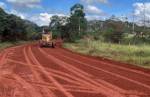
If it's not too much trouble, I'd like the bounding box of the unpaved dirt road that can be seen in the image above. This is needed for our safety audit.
[0,43,150,97]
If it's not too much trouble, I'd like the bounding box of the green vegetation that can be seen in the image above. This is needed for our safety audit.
[0,42,15,50]
[49,3,150,44]
[49,3,87,41]
[49,3,150,68]
[64,39,150,68]
[0,41,30,51]
[0,3,150,68]
[0,7,41,42]
[0,7,41,49]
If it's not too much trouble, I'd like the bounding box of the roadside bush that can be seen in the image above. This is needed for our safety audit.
[103,29,124,43]
[102,21,125,43]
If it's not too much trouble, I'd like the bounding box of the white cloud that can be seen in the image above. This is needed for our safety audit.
[133,2,150,26]
[7,9,68,26]
[30,13,68,26]
[0,2,6,9]
[81,0,108,4]
[7,0,41,4]
[9,9,27,19]
[86,15,101,20]
[7,0,41,8]
[85,5,107,20]
[86,15,106,20]
[86,5,103,15]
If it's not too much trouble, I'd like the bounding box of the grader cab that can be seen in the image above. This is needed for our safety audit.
[39,29,55,48]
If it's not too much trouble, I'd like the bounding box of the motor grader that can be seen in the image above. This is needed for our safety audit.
[39,29,55,48]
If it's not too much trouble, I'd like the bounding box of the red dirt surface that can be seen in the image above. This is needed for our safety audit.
[0,43,150,97]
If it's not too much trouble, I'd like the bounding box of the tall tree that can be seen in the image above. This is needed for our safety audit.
[0,8,7,41]
[0,7,40,42]
[69,3,87,38]
[103,20,125,43]
[49,15,68,38]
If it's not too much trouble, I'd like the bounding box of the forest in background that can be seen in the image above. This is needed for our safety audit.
[1,3,150,44]
[49,3,150,44]
[0,7,41,42]
[48,3,150,68]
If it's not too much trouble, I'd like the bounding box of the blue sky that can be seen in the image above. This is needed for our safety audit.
[0,0,150,26]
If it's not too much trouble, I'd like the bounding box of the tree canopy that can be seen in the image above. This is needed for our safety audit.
[0,7,40,42]
[49,3,87,41]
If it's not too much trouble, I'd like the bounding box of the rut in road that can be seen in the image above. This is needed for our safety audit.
[23,46,57,97]
[59,48,150,78]
[28,46,75,97]
[36,45,130,97]
[31,45,125,97]
[0,44,150,97]
[45,47,150,90]
[7,58,98,94]
[0,46,43,97]
[53,51,150,90]
[35,45,150,97]
[57,48,150,78]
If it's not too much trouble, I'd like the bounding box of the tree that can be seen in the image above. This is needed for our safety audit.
[103,20,125,43]
[48,4,87,41]
[50,15,60,30]
[0,8,7,41]
[24,20,40,40]
[69,3,87,40]
[0,7,40,42]
[87,20,104,32]
[49,15,68,38]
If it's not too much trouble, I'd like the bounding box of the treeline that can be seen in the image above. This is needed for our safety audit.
[87,19,150,44]
[49,4,87,42]
[49,3,150,44]
[0,8,41,42]
[1,3,149,44]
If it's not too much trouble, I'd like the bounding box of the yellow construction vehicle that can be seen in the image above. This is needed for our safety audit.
[39,29,55,48]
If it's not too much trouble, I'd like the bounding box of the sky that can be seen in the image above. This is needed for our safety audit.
[0,0,150,26]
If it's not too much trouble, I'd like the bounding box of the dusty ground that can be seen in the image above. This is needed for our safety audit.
[0,43,150,97]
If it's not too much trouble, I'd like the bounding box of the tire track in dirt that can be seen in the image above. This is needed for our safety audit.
[32,45,107,97]
[7,58,84,87]
[0,45,42,97]
[32,47,106,97]
[0,76,32,97]
[26,80,99,94]
[11,73,43,97]
[0,49,10,66]
[35,47,93,77]
[38,47,126,97]
[52,48,150,89]
[7,57,114,96]
[3,59,97,95]
[40,47,150,96]
[53,50,150,90]
[23,46,57,97]
[59,48,150,78]
[1,43,150,97]
[7,46,26,63]
[0,48,15,79]
[0,52,7,66]
[28,46,75,97]
[0,52,3,60]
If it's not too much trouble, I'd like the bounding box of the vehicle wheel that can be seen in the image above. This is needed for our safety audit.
[52,42,55,48]
[40,44,43,48]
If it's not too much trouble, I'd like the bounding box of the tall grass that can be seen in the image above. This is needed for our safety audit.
[64,39,150,68]
[0,41,30,51]
[0,42,15,50]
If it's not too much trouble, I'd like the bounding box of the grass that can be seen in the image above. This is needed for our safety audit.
[0,41,30,51]
[64,39,150,68]
[0,42,14,50]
